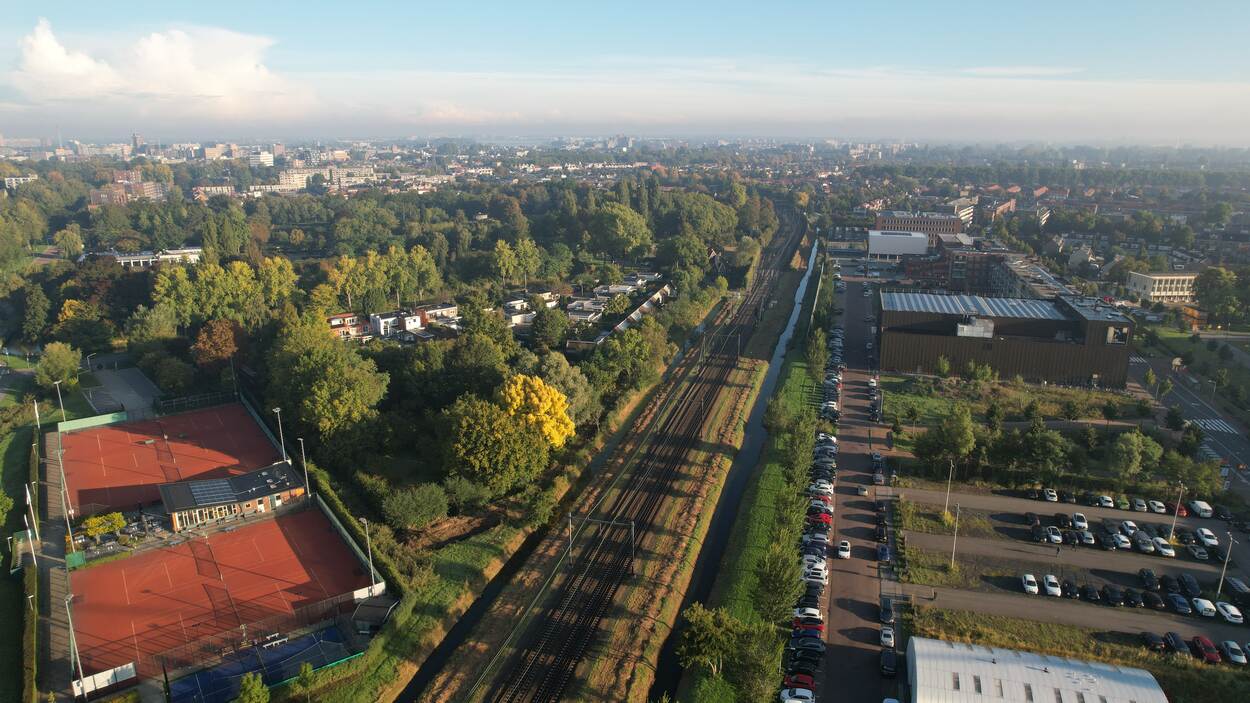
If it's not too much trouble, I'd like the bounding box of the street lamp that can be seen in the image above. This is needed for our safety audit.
[297,438,311,497]
[949,504,961,569]
[1168,482,1185,539]
[52,379,66,423]
[271,407,287,462]
[65,594,88,700]
[942,458,955,517]
[1217,531,1239,601]
[84,352,96,373]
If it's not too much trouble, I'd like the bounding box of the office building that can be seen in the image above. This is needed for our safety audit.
[867,230,929,260]
[1126,271,1198,303]
[875,211,964,248]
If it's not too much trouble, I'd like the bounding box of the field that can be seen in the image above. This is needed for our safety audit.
[908,606,1250,703]
[896,499,999,540]
[881,374,1131,428]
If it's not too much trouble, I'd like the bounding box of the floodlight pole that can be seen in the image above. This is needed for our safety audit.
[32,398,40,429]
[25,483,40,543]
[53,380,66,422]
[1217,531,1237,601]
[58,450,77,553]
[272,407,287,462]
[1169,482,1185,539]
[297,438,311,497]
[65,594,88,700]
[361,517,375,595]
[943,458,955,517]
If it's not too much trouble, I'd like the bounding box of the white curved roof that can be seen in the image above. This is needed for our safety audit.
[907,637,1168,703]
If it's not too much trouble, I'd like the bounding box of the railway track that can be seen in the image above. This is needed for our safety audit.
[487,214,806,703]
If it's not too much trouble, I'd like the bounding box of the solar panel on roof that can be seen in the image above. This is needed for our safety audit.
[188,480,235,506]
[882,291,1066,320]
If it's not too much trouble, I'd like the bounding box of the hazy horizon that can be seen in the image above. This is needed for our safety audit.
[5,1,1250,146]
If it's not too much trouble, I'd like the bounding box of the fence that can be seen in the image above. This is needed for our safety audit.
[315,495,384,595]
[56,411,129,433]
[71,661,136,698]
[156,391,240,415]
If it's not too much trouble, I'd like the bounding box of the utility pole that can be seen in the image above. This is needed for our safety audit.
[950,504,961,570]
[297,438,311,497]
[272,407,287,462]
[943,458,955,517]
[1168,482,1185,540]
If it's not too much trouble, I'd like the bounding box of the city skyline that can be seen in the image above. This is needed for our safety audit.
[3,1,1250,144]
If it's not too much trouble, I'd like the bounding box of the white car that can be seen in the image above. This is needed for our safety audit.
[808,483,834,497]
[868,378,878,389]
[793,607,823,621]
[1148,500,1167,514]
[1097,495,1114,508]
[880,625,895,648]
[836,540,852,559]
[1045,526,1063,544]
[801,533,829,547]
[1071,513,1088,530]
[1021,573,1040,595]
[1218,601,1245,624]
[1043,489,1058,502]
[1043,574,1062,597]
[817,433,837,444]
[1221,641,1248,665]
[1193,597,1218,617]
[1196,528,1220,548]
[1112,533,1132,550]
[1152,538,1175,557]
[800,556,826,570]
[1119,520,1138,536]
[780,689,815,703]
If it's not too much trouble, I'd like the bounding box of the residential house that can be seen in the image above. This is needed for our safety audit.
[327,312,371,340]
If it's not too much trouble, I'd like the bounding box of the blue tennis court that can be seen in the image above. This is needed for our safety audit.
[169,626,358,703]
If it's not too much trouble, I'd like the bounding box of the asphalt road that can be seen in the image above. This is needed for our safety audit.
[816,267,897,702]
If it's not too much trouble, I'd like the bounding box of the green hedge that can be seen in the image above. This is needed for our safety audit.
[23,431,38,703]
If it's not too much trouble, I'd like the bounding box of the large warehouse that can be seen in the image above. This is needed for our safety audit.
[877,291,1133,387]
[907,637,1168,703]
[868,230,930,260]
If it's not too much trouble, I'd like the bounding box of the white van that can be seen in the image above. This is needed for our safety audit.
[1189,500,1214,519]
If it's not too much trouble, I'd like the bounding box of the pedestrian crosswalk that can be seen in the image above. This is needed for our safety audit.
[1191,417,1239,434]
[1130,355,1149,364]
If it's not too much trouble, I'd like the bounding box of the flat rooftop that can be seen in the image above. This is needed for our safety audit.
[158,461,303,513]
[881,291,1067,321]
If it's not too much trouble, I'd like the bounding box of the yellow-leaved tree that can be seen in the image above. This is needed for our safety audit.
[499,374,575,449]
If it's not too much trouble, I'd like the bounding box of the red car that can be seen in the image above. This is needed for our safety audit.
[783,673,816,689]
[807,513,833,526]
[1166,502,1189,517]
[810,494,833,505]
[1190,635,1222,664]
[792,623,824,634]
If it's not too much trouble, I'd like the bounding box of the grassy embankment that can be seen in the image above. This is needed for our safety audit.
[908,606,1250,703]
[881,374,1133,429]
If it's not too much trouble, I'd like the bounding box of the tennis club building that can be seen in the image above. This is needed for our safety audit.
[158,461,306,532]
[907,637,1167,703]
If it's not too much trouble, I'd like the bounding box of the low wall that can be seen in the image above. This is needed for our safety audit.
[56,412,128,433]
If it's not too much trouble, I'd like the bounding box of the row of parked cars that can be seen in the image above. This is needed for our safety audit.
[1026,510,1229,561]
[1141,631,1249,666]
[1020,567,1246,620]
[1028,488,1248,527]
[820,325,846,422]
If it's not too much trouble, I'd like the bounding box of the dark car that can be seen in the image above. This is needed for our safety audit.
[875,525,888,543]
[1141,631,1166,652]
[1177,530,1195,545]
[786,662,818,678]
[1137,523,1158,539]
[880,597,894,624]
[1062,529,1080,546]
[1123,587,1145,608]
[1160,574,1180,594]
[1025,512,1041,526]
[795,595,821,609]
[789,638,826,654]
[1163,631,1187,654]
[1179,573,1202,598]
[875,500,888,513]
[1095,532,1118,550]
[1139,568,1160,591]
[1102,584,1125,607]
[1190,636,1222,664]
[1167,593,1192,615]
[1031,524,1048,542]
[1143,591,1166,610]
[1215,504,1233,521]
[1083,491,1100,506]
[1027,488,1041,500]
[789,650,824,668]
[1060,490,1078,504]
[879,648,898,677]
[1055,513,1073,529]
[1081,584,1101,602]
[876,512,888,527]
[877,544,892,562]
[1061,580,1079,599]
[1225,576,1250,607]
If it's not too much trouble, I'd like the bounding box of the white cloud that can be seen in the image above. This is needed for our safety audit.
[962,66,1085,77]
[9,19,313,119]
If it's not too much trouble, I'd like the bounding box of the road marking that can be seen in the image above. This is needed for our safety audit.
[1192,418,1239,434]
[1130,356,1149,364]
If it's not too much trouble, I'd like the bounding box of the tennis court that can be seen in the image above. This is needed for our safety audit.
[69,509,370,679]
[60,403,279,515]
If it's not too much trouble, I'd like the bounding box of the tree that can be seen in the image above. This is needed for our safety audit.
[935,355,951,378]
[514,237,542,289]
[150,354,195,394]
[290,662,315,703]
[536,352,601,427]
[725,620,783,702]
[675,603,739,678]
[605,294,631,315]
[1144,368,1157,393]
[1157,378,1173,400]
[53,224,84,259]
[1059,400,1080,422]
[1101,400,1119,427]
[589,202,653,259]
[35,342,81,390]
[1214,368,1230,392]
[806,328,827,382]
[1166,405,1185,431]
[381,483,448,530]
[1194,267,1240,324]
[492,239,518,282]
[191,319,241,370]
[22,283,49,343]
[125,304,179,351]
[751,542,803,623]
[1107,430,1145,481]
[256,256,297,309]
[499,374,575,448]
[441,396,549,497]
[234,672,269,703]
[530,305,569,352]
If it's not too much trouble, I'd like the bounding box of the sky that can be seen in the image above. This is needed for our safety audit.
[2,1,1249,145]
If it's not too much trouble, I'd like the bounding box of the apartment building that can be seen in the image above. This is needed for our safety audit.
[874,211,963,248]
[1126,271,1198,303]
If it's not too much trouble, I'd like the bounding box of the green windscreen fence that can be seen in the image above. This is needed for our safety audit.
[57,412,129,433]
[65,551,86,569]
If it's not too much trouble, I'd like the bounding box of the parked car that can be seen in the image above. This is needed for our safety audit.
[1132,497,1149,512]
[1166,501,1189,517]
[1055,513,1073,529]
[1218,601,1244,624]
[1045,526,1063,544]
[1143,591,1166,610]
[1168,593,1193,614]
[1061,580,1079,599]
[1043,488,1058,502]
[1141,631,1166,652]
[1148,500,1167,514]
[779,688,816,703]
[1164,631,1188,653]
[1021,574,1040,595]
[880,625,895,648]
[1071,513,1089,530]
[1043,574,1062,597]
[1095,495,1114,508]
[1180,573,1202,598]
[1189,500,1214,518]
[876,544,891,563]
[1160,574,1181,594]
[1196,528,1220,548]
[1187,544,1209,561]
[1139,568,1160,591]
[1124,588,1145,608]
[879,597,894,624]
[1080,584,1101,602]
[1190,635,1222,664]
[1221,641,1248,665]
[1102,584,1126,606]
[836,540,852,559]
[879,649,897,677]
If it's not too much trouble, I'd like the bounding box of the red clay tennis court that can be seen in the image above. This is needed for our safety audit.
[70,509,371,678]
[61,404,279,516]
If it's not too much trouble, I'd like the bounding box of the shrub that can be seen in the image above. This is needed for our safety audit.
[443,475,492,513]
[381,483,448,531]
